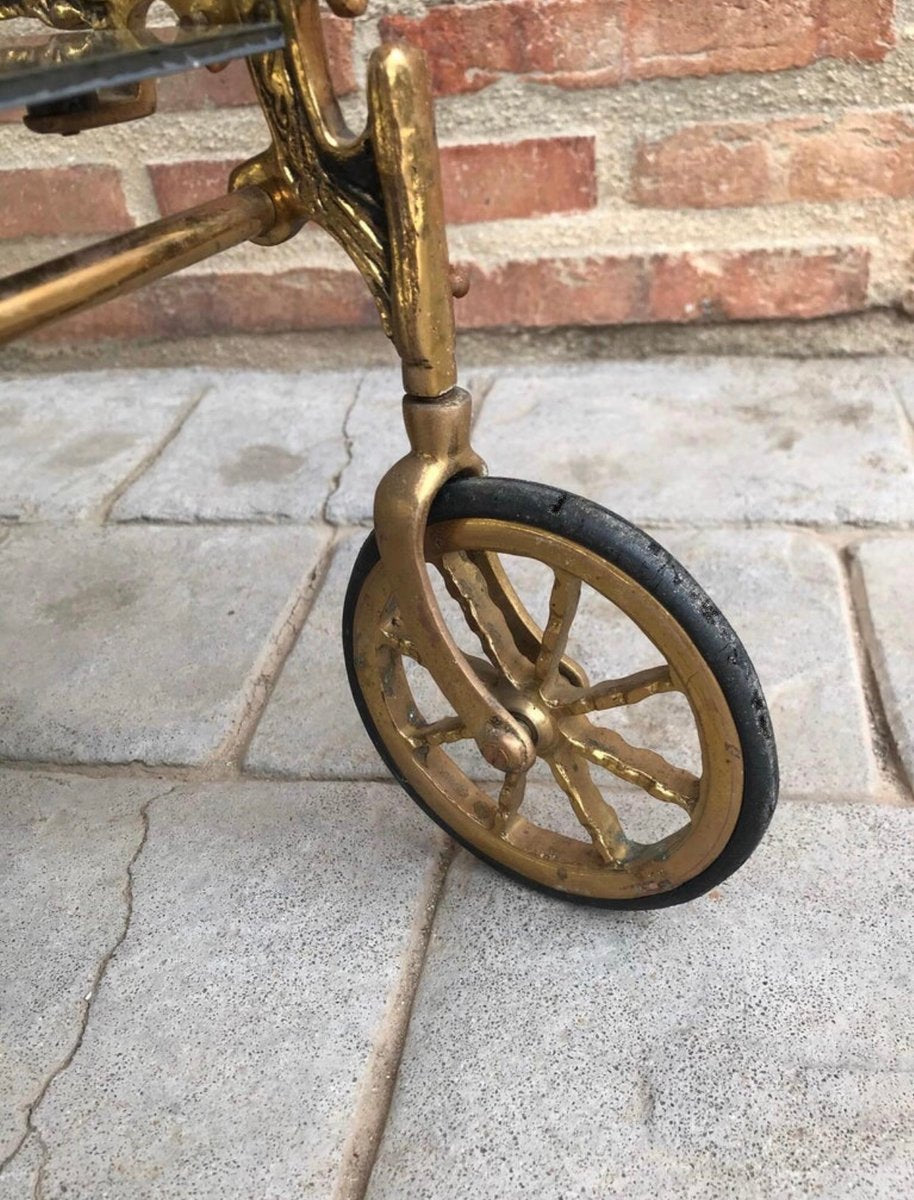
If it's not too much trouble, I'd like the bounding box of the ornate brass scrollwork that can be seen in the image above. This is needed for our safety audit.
[1,0,458,393]
[232,0,457,397]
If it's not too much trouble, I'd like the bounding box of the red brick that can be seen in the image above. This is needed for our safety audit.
[157,16,356,111]
[629,0,893,77]
[441,137,597,223]
[0,167,132,238]
[157,60,256,111]
[648,247,870,321]
[816,0,895,62]
[28,268,379,343]
[149,162,234,216]
[320,14,359,95]
[633,110,914,210]
[456,245,869,328]
[28,293,149,343]
[380,1,625,95]
[383,0,893,96]
[632,125,772,209]
[788,111,914,201]
[457,254,645,327]
[629,0,820,80]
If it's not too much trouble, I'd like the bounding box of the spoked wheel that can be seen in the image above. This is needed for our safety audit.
[344,478,778,908]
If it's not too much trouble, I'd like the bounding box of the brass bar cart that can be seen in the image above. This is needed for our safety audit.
[0,0,778,907]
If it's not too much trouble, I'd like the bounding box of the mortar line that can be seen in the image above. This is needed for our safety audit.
[95,384,210,524]
[0,786,172,1186]
[204,527,340,772]
[331,836,456,1200]
[838,545,914,805]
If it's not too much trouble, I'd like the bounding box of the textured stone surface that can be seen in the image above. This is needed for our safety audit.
[0,772,164,1165]
[369,803,914,1200]
[327,369,491,525]
[855,537,914,787]
[0,371,204,521]
[32,781,441,1199]
[324,368,413,526]
[661,528,875,799]
[246,532,379,778]
[113,370,354,523]
[0,1132,41,1200]
[0,352,911,1200]
[0,525,328,764]
[471,359,914,525]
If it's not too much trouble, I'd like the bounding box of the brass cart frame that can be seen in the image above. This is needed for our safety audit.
[0,0,779,907]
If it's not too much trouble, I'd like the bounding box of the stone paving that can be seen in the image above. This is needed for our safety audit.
[0,358,912,1199]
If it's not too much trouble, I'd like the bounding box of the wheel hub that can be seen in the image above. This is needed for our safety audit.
[495,682,558,756]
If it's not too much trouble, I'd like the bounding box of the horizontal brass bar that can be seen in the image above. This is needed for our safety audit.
[0,186,276,344]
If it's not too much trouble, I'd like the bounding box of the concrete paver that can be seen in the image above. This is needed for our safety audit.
[0,371,205,521]
[246,532,378,778]
[471,359,914,526]
[0,772,166,1166]
[854,537,914,787]
[113,370,354,523]
[0,356,912,1200]
[0,525,328,765]
[661,528,875,799]
[881,358,914,436]
[30,780,443,1200]
[368,803,914,1200]
[0,1134,41,1200]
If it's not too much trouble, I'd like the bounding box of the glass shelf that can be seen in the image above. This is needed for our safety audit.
[0,21,284,111]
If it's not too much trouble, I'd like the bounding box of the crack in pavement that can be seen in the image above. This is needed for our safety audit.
[323,378,361,528]
[0,787,171,1191]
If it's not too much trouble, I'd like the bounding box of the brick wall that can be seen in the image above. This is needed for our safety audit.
[2,0,914,345]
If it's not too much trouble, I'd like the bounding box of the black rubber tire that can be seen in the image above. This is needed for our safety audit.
[343,477,779,909]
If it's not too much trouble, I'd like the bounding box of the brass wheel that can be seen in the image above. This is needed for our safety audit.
[344,478,778,908]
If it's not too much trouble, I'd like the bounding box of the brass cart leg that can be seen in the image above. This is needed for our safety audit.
[236,13,537,773]
[368,46,536,774]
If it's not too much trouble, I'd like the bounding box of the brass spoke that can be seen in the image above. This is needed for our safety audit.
[491,770,527,837]
[406,715,469,749]
[562,720,699,814]
[467,551,589,688]
[464,652,500,689]
[561,665,675,715]
[436,551,534,689]
[535,571,582,687]
[381,615,425,666]
[549,748,630,866]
